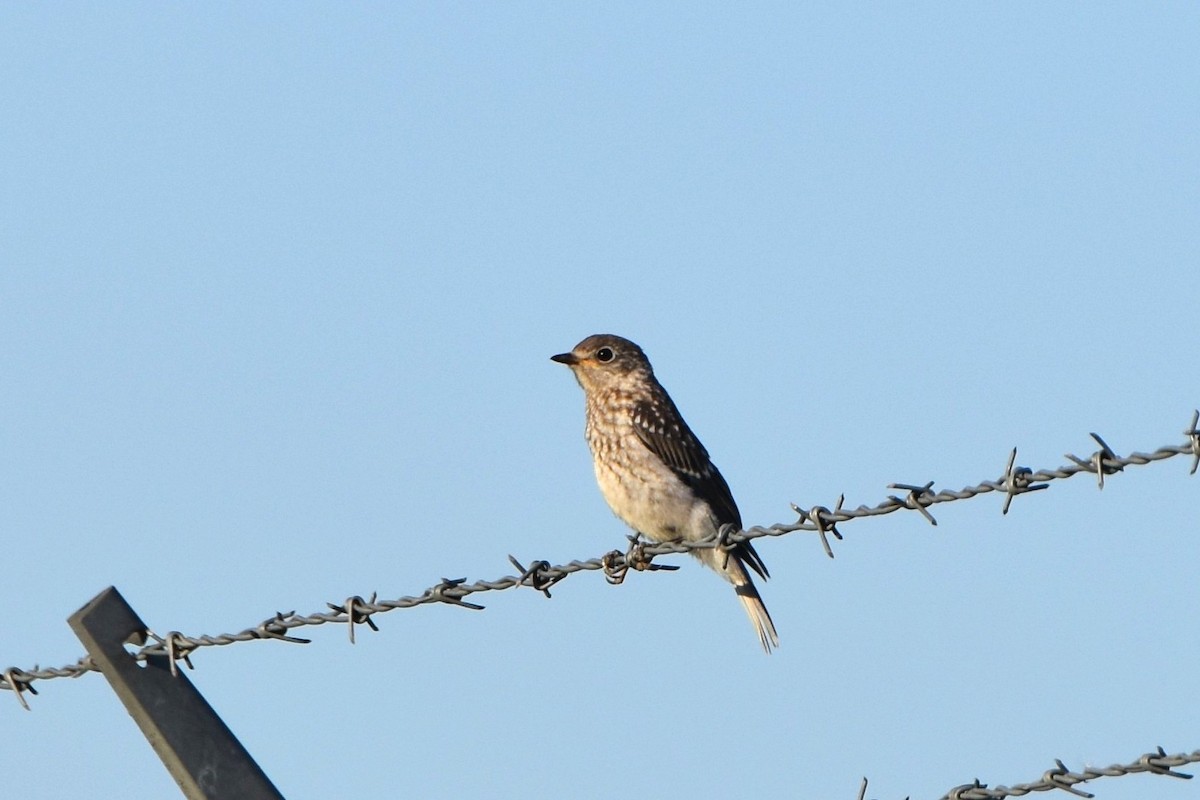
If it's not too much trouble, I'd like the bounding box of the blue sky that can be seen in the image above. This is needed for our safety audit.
[3,4,1197,798]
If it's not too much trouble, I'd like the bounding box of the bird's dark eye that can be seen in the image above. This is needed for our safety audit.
[596,347,614,363]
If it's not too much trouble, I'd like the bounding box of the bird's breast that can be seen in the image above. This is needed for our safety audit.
[584,402,711,542]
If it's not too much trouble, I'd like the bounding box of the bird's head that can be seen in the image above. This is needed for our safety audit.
[551,334,653,393]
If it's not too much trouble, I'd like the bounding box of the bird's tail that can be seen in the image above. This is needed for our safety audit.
[696,540,780,653]
[734,578,780,654]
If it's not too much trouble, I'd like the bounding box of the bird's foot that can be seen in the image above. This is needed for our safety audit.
[602,533,680,585]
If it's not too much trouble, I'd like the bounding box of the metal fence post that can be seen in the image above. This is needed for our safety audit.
[68,586,285,800]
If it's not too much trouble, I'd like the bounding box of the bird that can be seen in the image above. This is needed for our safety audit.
[552,333,779,653]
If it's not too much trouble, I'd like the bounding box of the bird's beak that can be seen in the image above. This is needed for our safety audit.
[551,352,579,366]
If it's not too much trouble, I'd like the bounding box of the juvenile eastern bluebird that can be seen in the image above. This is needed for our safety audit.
[552,334,779,653]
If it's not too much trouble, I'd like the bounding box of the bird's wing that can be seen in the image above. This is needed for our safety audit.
[630,396,770,579]
[631,395,742,530]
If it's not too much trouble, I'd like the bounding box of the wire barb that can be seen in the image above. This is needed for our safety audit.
[887,481,938,526]
[327,594,380,644]
[1065,433,1124,490]
[428,578,485,611]
[1141,745,1195,779]
[1042,759,1095,798]
[946,778,986,800]
[1184,410,1200,475]
[795,496,845,558]
[714,523,739,570]
[254,611,312,645]
[508,555,565,598]
[2,668,37,710]
[1001,447,1050,515]
[146,631,196,678]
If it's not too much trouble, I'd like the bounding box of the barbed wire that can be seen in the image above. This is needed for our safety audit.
[933,745,1198,800]
[851,745,1198,799]
[3,410,1197,711]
